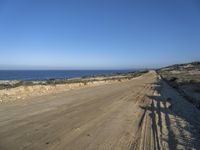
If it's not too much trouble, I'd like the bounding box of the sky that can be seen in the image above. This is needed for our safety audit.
[0,0,200,70]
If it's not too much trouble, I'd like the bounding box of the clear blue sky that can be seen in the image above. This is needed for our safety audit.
[0,0,200,70]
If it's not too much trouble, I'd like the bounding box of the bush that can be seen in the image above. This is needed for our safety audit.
[168,77,177,82]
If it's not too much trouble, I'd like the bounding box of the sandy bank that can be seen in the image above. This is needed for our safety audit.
[0,76,138,103]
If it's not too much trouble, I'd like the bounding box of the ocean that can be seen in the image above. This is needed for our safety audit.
[0,70,133,81]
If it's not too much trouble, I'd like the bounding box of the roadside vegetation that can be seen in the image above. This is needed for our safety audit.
[157,61,200,109]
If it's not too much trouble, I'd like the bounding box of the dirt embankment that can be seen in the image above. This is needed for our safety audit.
[0,77,135,103]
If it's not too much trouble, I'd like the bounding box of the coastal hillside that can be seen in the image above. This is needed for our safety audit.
[157,61,200,108]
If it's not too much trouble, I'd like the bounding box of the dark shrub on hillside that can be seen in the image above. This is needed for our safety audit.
[168,77,178,82]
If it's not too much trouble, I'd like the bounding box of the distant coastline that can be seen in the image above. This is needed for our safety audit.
[0,70,142,81]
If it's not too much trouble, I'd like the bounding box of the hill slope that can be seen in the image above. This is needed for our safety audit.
[157,61,200,108]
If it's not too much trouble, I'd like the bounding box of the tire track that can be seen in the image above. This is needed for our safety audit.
[130,83,156,150]
[130,74,165,150]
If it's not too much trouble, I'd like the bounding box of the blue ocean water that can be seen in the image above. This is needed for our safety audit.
[0,70,133,81]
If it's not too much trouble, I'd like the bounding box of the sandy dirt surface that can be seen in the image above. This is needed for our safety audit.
[0,71,200,150]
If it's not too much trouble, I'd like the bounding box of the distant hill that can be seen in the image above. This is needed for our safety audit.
[160,61,200,71]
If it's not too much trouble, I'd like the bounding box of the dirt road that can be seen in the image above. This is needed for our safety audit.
[0,71,200,150]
